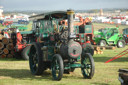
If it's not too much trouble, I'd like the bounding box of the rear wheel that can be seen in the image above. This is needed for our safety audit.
[117,40,125,48]
[29,42,45,75]
[81,53,95,79]
[51,54,64,81]
[99,40,106,46]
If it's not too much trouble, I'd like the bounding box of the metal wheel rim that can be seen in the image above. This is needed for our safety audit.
[119,41,123,47]
[101,42,105,46]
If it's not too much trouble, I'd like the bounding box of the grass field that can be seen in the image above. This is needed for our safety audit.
[93,23,128,33]
[0,24,6,30]
[0,46,128,85]
[0,23,128,85]
[0,22,32,31]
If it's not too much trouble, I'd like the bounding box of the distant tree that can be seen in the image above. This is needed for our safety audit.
[88,9,99,13]
[93,9,99,13]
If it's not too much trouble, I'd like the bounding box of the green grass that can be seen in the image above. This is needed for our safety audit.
[0,24,6,30]
[26,22,32,31]
[0,46,128,85]
[93,23,128,33]
[0,22,32,31]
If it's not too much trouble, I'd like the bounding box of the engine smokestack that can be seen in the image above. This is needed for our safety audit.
[67,10,76,39]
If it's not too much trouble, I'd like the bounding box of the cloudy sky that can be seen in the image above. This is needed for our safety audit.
[0,0,128,11]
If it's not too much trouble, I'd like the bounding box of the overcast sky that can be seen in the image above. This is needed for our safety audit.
[0,0,128,11]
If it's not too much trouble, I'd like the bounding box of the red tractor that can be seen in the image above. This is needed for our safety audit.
[7,29,32,60]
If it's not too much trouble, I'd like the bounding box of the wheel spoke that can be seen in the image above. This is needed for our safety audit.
[85,69,90,75]
[54,60,59,70]
[33,64,36,69]
[52,70,56,77]
[52,59,58,78]
[36,63,38,67]
[86,64,91,69]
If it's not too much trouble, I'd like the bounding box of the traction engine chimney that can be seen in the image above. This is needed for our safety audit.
[67,10,76,39]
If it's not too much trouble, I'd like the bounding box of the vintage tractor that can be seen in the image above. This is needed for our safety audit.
[28,10,95,80]
[94,27,125,48]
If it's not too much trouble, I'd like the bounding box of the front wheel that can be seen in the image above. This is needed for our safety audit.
[81,53,95,79]
[99,40,106,46]
[51,54,64,81]
[117,40,125,48]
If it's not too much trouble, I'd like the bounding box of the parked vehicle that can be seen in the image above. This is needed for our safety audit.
[0,20,3,24]
[2,21,13,26]
[94,27,125,48]
[123,28,128,44]
[18,20,29,25]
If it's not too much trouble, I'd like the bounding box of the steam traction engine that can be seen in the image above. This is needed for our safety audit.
[29,10,95,80]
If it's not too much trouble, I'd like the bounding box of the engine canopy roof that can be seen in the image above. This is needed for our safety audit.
[29,11,68,21]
